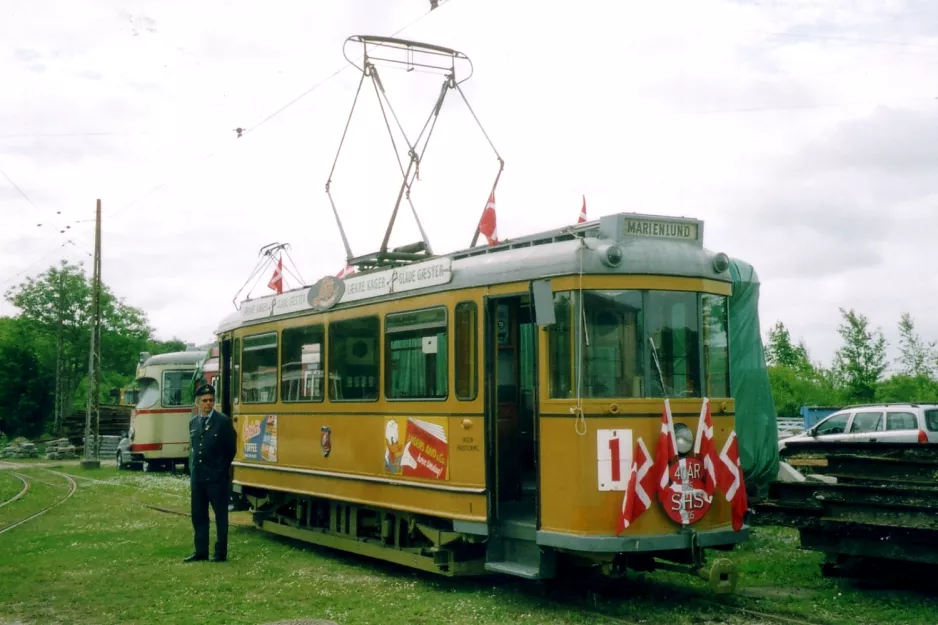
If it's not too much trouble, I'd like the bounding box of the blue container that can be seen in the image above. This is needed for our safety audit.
[800,406,840,429]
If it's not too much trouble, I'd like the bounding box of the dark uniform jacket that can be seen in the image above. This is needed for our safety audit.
[189,409,237,484]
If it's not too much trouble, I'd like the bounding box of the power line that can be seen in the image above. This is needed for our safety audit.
[0,164,41,212]
[754,29,938,50]
[0,131,154,140]
[673,95,938,115]
[106,2,451,222]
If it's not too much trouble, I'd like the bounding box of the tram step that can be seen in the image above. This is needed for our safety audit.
[484,560,543,579]
[485,536,555,580]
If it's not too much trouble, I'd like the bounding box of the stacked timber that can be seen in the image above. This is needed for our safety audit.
[62,404,132,448]
[754,441,938,575]
[44,438,78,460]
[1,438,38,459]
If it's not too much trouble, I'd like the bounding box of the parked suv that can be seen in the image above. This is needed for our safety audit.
[779,403,938,453]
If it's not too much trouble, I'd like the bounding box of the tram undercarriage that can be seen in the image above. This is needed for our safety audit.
[239,485,739,593]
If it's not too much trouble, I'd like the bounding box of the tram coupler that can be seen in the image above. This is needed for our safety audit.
[652,558,738,595]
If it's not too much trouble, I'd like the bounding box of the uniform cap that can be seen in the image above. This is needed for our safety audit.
[195,383,216,397]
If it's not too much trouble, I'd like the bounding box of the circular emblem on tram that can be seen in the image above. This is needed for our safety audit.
[658,456,712,526]
[307,275,344,311]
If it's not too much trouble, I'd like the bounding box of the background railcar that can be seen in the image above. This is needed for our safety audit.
[125,349,207,473]
[215,212,753,591]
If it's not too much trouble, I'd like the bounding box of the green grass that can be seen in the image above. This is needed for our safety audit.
[0,470,26,503]
[1,466,937,625]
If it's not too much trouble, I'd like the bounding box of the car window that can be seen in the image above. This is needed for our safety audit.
[850,411,883,433]
[816,413,849,435]
[886,412,918,431]
[925,410,938,432]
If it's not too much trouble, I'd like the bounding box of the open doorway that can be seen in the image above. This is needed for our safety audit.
[487,295,538,523]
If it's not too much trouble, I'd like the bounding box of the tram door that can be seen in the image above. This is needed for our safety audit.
[219,338,234,418]
[486,295,539,522]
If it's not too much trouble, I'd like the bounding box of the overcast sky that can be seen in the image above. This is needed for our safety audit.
[2,0,936,370]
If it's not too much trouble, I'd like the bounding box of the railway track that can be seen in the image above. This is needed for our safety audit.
[0,472,30,509]
[0,468,77,537]
[537,577,830,625]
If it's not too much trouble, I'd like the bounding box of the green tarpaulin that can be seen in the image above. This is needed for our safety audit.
[728,258,779,490]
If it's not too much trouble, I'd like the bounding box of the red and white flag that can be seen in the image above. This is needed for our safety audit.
[717,431,748,531]
[336,264,357,279]
[616,436,654,534]
[655,399,679,501]
[478,191,499,246]
[577,195,587,223]
[694,398,718,499]
[267,256,283,294]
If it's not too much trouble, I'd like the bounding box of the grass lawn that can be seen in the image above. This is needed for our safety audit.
[1,465,937,625]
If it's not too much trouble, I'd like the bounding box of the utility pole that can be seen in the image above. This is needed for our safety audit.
[53,267,64,434]
[81,199,102,469]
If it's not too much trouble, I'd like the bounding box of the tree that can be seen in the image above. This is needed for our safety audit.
[765,321,814,375]
[832,308,887,402]
[0,319,54,438]
[896,313,936,379]
[4,261,154,431]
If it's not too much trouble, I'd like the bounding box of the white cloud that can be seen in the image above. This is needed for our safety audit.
[1,0,937,368]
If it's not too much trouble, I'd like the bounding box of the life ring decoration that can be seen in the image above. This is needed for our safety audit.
[658,456,712,526]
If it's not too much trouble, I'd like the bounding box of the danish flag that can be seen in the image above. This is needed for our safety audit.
[655,399,679,500]
[616,437,654,534]
[694,398,718,498]
[478,191,499,246]
[336,264,357,279]
[267,256,283,294]
[577,195,587,223]
[717,431,748,531]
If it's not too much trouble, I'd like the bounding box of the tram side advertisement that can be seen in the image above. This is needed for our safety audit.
[243,414,278,462]
[384,416,448,480]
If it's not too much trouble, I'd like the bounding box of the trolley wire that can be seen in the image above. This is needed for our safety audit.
[105,1,452,223]
[0,2,454,290]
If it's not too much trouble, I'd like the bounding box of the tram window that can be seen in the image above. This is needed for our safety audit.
[242,332,278,403]
[330,316,380,401]
[548,292,574,398]
[136,378,159,409]
[646,291,701,398]
[582,290,644,398]
[281,325,325,402]
[162,370,196,407]
[385,307,447,400]
[454,302,478,400]
[702,294,730,398]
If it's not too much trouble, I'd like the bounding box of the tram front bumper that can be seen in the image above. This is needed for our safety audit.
[536,525,750,553]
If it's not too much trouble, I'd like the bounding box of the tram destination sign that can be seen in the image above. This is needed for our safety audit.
[340,257,452,304]
[238,257,453,322]
[623,218,699,242]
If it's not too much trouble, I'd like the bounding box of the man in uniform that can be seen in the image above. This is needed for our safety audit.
[184,383,237,563]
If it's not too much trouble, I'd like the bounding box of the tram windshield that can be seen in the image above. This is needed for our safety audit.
[548,290,730,399]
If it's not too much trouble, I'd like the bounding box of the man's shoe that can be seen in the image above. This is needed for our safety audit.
[211,554,227,562]
[183,553,208,563]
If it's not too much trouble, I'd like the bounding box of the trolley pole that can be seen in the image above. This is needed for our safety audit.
[81,199,103,469]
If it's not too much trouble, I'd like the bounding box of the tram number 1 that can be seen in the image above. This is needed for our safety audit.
[597,429,632,492]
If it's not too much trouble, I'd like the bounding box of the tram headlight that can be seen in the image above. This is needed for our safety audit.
[713,252,730,274]
[674,423,694,455]
[598,243,623,268]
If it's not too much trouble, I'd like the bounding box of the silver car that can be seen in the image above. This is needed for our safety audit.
[779,403,938,452]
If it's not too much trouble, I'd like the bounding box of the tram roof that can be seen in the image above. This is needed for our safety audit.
[216,211,732,334]
[139,350,208,368]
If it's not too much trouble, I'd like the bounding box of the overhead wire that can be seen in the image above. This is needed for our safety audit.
[104,1,451,223]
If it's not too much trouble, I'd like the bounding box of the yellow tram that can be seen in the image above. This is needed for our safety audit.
[215,212,748,591]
